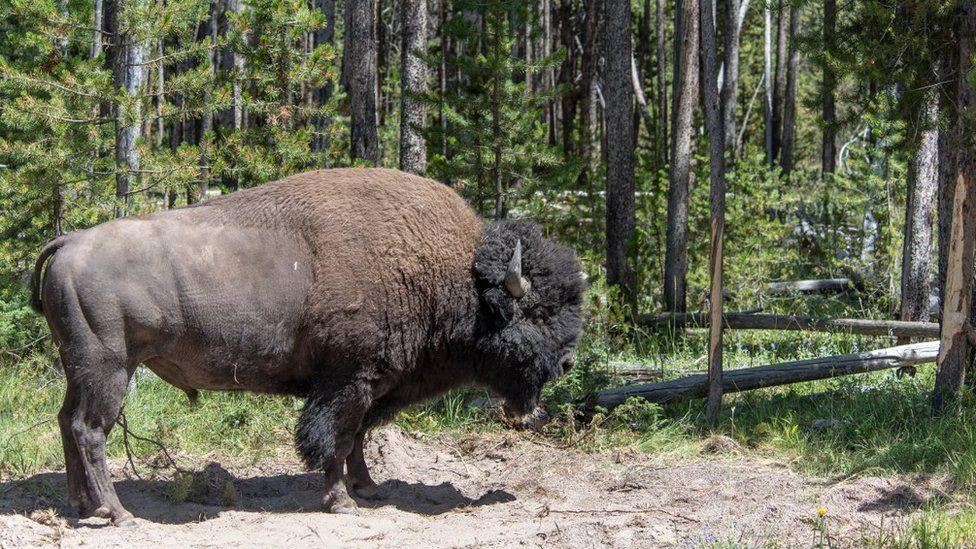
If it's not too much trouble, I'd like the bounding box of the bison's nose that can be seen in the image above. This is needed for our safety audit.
[559,354,574,374]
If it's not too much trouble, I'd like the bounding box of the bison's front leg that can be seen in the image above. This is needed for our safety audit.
[295,381,370,514]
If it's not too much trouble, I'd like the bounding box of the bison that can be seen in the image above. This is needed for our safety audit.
[30,168,584,524]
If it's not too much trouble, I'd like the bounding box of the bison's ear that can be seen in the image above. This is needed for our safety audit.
[481,287,515,328]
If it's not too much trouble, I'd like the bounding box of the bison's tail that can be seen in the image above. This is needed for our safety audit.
[30,235,69,314]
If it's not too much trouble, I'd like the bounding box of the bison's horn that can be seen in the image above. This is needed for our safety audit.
[505,240,531,299]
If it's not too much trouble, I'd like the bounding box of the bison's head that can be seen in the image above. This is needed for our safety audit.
[471,220,585,417]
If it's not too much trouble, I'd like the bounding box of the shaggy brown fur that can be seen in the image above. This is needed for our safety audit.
[31,168,584,521]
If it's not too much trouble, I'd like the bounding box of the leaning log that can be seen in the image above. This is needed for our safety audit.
[640,312,940,339]
[590,341,939,410]
[765,278,856,294]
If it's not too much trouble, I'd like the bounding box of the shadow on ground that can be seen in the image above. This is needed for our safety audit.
[0,464,516,526]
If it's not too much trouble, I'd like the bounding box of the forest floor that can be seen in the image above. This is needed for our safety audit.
[0,426,955,548]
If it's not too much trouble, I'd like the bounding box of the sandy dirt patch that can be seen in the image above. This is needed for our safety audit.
[0,428,950,548]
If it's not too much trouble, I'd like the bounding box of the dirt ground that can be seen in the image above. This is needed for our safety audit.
[0,427,952,548]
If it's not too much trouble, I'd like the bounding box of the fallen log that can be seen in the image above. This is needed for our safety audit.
[765,278,857,294]
[589,340,939,410]
[639,312,940,339]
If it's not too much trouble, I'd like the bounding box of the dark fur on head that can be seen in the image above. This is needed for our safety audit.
[471,220,585,414]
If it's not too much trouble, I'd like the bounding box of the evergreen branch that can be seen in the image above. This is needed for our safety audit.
[2,73,103,99]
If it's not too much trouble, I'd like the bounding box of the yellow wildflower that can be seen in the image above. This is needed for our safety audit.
[816,507,828,518]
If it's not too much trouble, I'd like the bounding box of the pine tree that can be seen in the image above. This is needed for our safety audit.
[423,0,563,218]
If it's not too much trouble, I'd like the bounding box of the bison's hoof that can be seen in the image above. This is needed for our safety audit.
[114,517,139,528]
[324,491,360,515]
[332,504,361,515]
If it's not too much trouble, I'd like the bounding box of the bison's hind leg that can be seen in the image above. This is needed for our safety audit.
[345,430,379,499]
[295,380,372,514]
[345,398,400,500]
[59,357,137,525]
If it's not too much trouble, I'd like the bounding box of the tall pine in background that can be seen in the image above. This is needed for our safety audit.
[423,0,564,218]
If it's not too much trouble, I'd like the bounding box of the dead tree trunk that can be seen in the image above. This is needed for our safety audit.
[899,86,939,328]
[641,312,941,338]
[932,0,976,411]
[605,0,637,308]
[346,0,379,163]
[821,0,837,177]
[664,0,699,313]
[399,0,428,174]
[592,341,940,410]
[699,0,726,424]
[779,3,800,175]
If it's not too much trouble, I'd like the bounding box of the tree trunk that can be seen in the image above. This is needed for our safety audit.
[578,0,600,190]
[899,87,939,328]
[821,0,837,177]
[664,0,699,313]
[346,0,379,163]
[92,0,104,58]
[642,312,941,339]
[559,0,575,155]
[932,0,976,411]
[937,14,961,312]
[312,0,336,163]
[779,3,800,175]
[492,10,505,220]
[719,0,741,156]
[605,0,637,307]
[594,341,940,410]
[655,0,667,165]
[107,0,148,217]
[199,0,218,201]
[771,0,788,161]
[699,0,726,424]
[762,2,773,166]
[399,0,428,174]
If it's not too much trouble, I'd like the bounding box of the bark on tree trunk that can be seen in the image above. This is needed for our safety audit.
[346,0,379,163]
[821,0,837,177]
[594,341,940,410]
[107,0,148,217]
[92,0,104,58]
[664,0,699,313]
[762,2,773,166]
[399,0,428,174]
[771,0,787,161]
[779,4,800,175]
[198,0,218,201]
[932,0,976,412]
[720,0,741,156]
[559,0,575,155]
[655,0,667,165]
[578,0,600,191]
[937,16,961,312]
[605,0,637,308]
[699,0,726,425]
[312,0,335,164]
[899,87,940,328]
